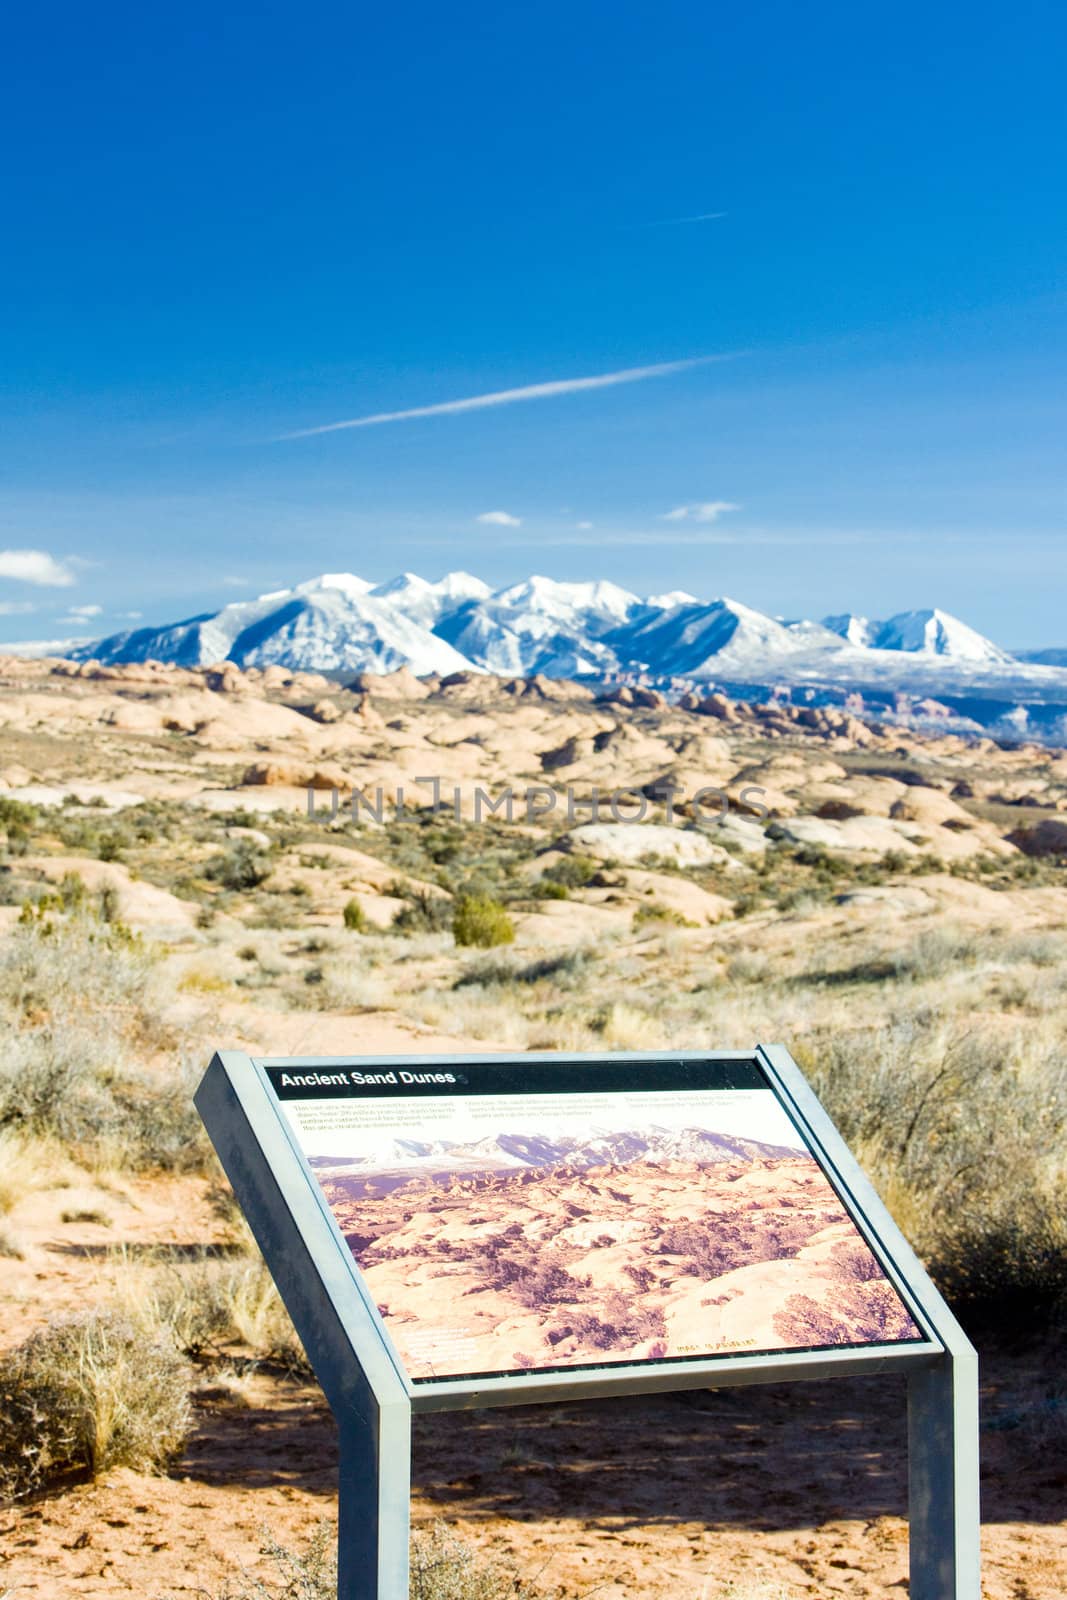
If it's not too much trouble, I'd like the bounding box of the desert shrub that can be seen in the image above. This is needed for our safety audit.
[478,1243,588,1308]
[139,1257,309,1373]
[542,852,598,889]
[205,842,274,891]
[392,889,454,935]
[342,897,368,932]
[0,904,154,1020]
[453,895,515,949]
[301,960,393,1013]
[202,1520,552,1600]
[726,949,772,984]
[0,1019,209,1172]
[530,877,569,900]
[410,1521,552,1600]
[805,1021,1067,1332]
[633,900,696,929]
[563,1292,667,1352]
[453,947,592,991]
[0,1309,191,1498]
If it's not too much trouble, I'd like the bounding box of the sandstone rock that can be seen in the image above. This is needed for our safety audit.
[308,698,343,724]
[889,788,976,828]
[558,822,735,867]
[351,666,430,700]
[693,693,739,722]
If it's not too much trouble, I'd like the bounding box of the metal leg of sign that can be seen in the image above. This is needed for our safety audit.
[907,1350,981,1600]
[337,1397,411,1600]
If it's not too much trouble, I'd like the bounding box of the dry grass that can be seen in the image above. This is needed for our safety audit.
[0,1309,191,1499]
[0,911,211,1173]
[201,1521,558,1600]
[108,1253,309,1374]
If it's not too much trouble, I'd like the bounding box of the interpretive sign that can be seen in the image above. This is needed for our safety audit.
[195,1047,979,1600]
[270,1056,925,1382]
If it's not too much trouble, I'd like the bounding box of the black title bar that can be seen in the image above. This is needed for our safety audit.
[263,1057,766,1101]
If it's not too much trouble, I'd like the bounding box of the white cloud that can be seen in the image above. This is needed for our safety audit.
[222,576,248,588]
[661,501,740,524]
[476,510,522,528]
[0,548,77,587]
[281,354,734,439]
[67,603,103,618]
[0,601,36,617]
[576,520,594,530]
[117,610,143,620]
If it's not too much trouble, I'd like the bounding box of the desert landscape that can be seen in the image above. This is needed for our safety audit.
[0,653,1063,1597]
[314,1123,920,1378]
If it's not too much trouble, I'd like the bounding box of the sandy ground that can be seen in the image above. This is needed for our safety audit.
[1,1359,1064,1599]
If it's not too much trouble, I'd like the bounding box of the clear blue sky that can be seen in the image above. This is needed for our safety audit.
[1,1,1064,646]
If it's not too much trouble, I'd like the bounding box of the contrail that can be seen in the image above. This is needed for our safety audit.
[636,210,727,228]
[278,354,735,440]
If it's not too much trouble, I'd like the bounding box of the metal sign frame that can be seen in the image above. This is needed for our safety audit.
[195,1045,979,1600]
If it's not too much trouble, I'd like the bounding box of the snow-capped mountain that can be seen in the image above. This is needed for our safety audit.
[367,571,490,630]
[436,575,644,677]
[611,597,831,679]
[80,573,477,676]
[824,608,1013,664]
[64,569,1067,737]
[309,1124,800,1185]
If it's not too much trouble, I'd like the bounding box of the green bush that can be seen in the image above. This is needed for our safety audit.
[342,897,368,932]
[453,895,515,949]
[0,1309,191,1498]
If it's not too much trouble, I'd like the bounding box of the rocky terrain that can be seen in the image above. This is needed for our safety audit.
[0,652,1064,1597]
[323,1152,919,1379]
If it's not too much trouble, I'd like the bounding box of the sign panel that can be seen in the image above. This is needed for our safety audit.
[268,1056,926,1384]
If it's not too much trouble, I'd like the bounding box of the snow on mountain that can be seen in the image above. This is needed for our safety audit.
[823,607,1011,663]
[368,570,490,629]
[646,589,702,610]
[823,613,878,648]
[78,575,478,676]
[610,596,819,679]
[870,608,1014,663]
[299,573,374,600]
[308,1125,798,1182]
[60,567,1065,726]
[435,575,643,676]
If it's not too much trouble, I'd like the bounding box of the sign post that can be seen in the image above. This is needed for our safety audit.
[195,1045,979,1599]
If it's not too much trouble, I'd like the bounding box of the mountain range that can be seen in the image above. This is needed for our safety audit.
[309,1124,801,1188]
[62,570,1067,737]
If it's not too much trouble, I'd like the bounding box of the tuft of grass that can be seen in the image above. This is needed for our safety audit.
[146,1257,310,1373]
[0,1309,191,1498]
[453,895,515,949]
[342,897,368,932]
[0,1222,24,1258]
[633,901,697,930]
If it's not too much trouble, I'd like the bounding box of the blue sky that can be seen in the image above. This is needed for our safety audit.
[1,1,1064,647]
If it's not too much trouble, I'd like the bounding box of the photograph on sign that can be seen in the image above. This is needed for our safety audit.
[269,1059,924,1383]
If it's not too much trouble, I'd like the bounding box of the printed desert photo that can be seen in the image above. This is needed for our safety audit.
[304,1096,921,1378]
